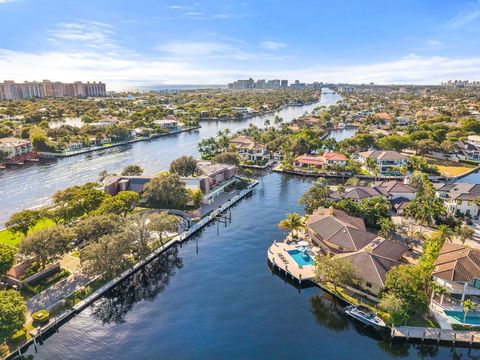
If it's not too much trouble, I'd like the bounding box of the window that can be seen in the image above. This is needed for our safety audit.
[366,282,372,288]
[457,200,463,205]
[468,201,473,206]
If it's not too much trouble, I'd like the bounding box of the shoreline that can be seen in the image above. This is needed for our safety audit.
[37,126,201,159]
[6,180,259,359]
[199,98,321,122]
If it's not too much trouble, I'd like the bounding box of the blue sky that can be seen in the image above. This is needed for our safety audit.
[0,0,480,89]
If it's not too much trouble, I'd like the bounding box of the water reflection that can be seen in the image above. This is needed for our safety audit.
[309,294,349,332]
[90,247,182,324]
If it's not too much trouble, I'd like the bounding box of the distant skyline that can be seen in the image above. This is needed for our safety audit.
[1,0,480,89]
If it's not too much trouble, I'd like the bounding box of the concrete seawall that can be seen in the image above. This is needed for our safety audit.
[8,180,258,359]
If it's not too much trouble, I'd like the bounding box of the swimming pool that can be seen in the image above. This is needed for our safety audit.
[287,249,314,266]
[444,310,480,325]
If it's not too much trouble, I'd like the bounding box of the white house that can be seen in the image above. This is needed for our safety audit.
[0,137,34,159]
[153,119,179,130]
[432,243,480,303]
[229,136,270,162]
[435,182,480,218]
[357,150,407,174]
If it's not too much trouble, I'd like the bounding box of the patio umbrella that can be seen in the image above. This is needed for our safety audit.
[298,241,309,247]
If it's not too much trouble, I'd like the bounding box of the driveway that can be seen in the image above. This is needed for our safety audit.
[26,273,91,316]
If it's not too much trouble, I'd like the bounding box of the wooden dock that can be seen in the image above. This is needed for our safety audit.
[392,326,480,346]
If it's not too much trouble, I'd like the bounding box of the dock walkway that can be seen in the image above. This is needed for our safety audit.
[392,326,480,346]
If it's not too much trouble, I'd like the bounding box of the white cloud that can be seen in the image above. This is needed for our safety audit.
[444,1,480,29]
[156,40,284,61]
[48,21,118,49]
[259,41,286,50]
[1,47,480,90]
[0,0,17,3]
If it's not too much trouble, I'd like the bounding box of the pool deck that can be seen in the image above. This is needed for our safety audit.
[267,241,315,282]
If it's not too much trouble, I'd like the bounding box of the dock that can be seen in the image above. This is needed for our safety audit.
[391,326,480,346]
[7,180,258,359]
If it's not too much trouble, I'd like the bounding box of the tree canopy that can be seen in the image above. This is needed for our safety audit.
[169,156,198,177]
[143,173,189,209]
[121,164,144,176]
[0,244,16,276]
[20,224,74,268]
[0,290,26,342]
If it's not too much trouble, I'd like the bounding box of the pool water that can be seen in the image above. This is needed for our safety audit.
[287,249,314,266]
[444,310,480,325]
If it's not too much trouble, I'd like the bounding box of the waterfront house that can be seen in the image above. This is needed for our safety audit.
[294,152,347,169]
[456,135,480,162]
[306,208,377,255]
[434,182,480,218]
[328,186,388,202]
[104,160,237,205]
[356,150,407,174]
[196,160,237,188]
[328,181,415,213]
[153,119,179,130]
[432,243,480,303]
[374,180,416,200]
[0,137,37,165]
[374,112,394,125]
[230,136,270,162]
[336,238,409,296]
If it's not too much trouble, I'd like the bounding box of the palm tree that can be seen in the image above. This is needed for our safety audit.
[463,299,477,324]
[433,224,455,243]
[264,119,271,128]
[430,283,447,311]
[278,213,305,238]
[456,224,474,245]
[274,116,283,127]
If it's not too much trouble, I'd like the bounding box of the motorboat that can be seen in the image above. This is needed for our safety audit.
[344,305,386,330]
[337,122,345,129]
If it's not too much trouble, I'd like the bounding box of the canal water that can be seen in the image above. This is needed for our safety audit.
[0,92,340,226]
[24,172,477,359]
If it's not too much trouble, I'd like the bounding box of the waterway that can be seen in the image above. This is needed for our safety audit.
[0,92,339,226]
[24,172,477,359]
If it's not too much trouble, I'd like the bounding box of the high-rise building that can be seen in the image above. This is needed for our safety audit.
[281,80,288,88]
[0,80,107,100]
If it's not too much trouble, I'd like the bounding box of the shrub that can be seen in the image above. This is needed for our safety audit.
[32,309,49,323]
[10,328,26,343]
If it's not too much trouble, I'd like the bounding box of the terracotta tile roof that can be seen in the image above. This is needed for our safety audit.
[375,112,394,121]
[339,239,408,287]
[323,152,347,161]
[371,239,409,261]
[358,150,407,161]
[433,243,480,282]
[307,208,376,252]
[345,252,401,287]
[328,187,386,201]
[375,180,416,194]
[295,154,325,166]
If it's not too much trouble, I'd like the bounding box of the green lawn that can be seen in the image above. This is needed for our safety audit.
[424,157,477,177]
[406,313,440,328]
[0,218,55,247]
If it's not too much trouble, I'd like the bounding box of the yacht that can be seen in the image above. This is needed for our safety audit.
[345,305,386,330]
[337,122,345,129]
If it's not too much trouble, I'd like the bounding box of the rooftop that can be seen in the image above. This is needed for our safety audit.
[359,150,406,161]
[433,243,480,283]
[307,208,377,252]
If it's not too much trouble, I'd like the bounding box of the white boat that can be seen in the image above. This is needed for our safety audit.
[345,305,386,329]
[337,122,345,129]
